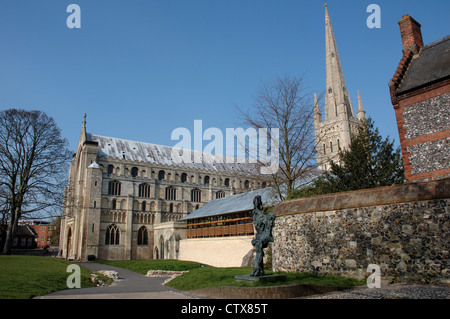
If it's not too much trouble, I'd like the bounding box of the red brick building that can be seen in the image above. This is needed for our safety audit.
[389,15,450,183]
[28,222,55,248]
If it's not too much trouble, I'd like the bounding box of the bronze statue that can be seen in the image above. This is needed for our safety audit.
[250,195,275,277]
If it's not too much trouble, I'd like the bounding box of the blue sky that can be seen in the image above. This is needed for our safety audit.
[0,0,449,153]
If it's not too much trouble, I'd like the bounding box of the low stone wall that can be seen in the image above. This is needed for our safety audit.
[272,179,450,284]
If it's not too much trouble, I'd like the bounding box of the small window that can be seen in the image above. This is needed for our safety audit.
[108,181,121,195]
[244,180,250,189]
[158,170,165,180]
[112,199,117,209]
[330,141,333,153]
[181,173,187,183]
[142,201,147,211]
[216,191,225,199]
[107,165,114,175]
[224,178,230,187]
[131,167,138,177]
[204,175,210,185]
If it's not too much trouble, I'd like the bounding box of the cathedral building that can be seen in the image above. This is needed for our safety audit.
[59,4,369,264]
[59,116,267,261]
[314,5,366,171]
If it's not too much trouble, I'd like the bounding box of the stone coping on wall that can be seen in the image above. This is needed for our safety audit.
[274,178,450,217]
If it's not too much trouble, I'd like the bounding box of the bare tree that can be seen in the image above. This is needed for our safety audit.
[238,75,323,200]
[0,109,72,254]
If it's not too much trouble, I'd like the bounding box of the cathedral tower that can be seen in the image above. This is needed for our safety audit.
[314,4,366,171]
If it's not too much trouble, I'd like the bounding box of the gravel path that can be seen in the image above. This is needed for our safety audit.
[307,284,450,299]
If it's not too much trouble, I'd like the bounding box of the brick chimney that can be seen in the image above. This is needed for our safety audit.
[398,15,423,54]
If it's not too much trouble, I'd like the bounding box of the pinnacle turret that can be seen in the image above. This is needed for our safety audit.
[357,91,366,121]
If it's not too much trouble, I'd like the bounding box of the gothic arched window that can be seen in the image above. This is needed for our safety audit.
[105,224,120,245]
[137,226,148,245]
[158,170,165,180]
[131,167,138,177]
[224,178,230,187]
[191,189,201,202]
[181,173,187,183]
[204,175,210,185]
[139,183,151,198]
[165,187,176,200]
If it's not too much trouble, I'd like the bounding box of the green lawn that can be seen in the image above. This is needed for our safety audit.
[97,259,365,291]
[165,266,365,291]
[0,255,99,299]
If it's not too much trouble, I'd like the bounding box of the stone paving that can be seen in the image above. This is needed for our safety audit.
[306,284,450,299]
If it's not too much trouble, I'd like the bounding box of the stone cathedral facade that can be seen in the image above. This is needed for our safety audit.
[314,5,366,171]
[59,118,266,261]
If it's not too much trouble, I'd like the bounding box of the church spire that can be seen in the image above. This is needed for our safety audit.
[324,4,353,121]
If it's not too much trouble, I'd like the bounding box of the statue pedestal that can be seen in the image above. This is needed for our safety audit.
[235,274,286,283]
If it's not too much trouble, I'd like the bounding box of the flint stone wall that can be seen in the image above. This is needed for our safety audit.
[272,179,450,284]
